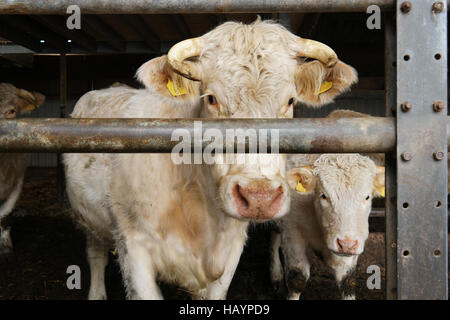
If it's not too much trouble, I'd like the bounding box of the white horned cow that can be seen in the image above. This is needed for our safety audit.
[0,83,45,257]
[64,19,357,300]
[270,110,385,300]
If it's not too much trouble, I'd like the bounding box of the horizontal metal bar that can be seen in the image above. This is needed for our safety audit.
[0,0,411,14]
[0,117,395,153]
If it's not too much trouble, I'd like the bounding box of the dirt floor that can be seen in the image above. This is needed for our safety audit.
[0,168,404,300]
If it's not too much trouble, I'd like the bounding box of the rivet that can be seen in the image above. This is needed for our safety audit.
[432,1,444,13]
[400,1,412,13]
[400,102,412,112]
[433,151,444,161]
[391,242,397,249]
[433,101,444,112]
[401,152,412,161]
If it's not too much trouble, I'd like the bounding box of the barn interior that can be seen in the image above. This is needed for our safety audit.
[0,11,446,299]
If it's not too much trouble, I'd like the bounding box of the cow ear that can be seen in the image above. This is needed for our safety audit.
[136,55,199,98]
[16,88,46,114]
[373,166,385,198]
[295,60,357,107]
[286,167,316,194]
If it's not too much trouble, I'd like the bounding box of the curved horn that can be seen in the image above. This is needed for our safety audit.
[168,38,204,81]
[296,38,338,68]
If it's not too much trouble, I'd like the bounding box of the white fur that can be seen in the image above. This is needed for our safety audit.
[272,153,383,300]
[65,20,357,300]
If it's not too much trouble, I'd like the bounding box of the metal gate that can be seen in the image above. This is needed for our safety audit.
[0,0,448,300]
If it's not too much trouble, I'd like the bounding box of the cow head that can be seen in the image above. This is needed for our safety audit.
[137,20,357,221]
[0,83,45,119]
[287,154,384,255]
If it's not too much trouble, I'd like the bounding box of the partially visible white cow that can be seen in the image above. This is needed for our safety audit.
[270,153,384,300]
[0,83,45,257]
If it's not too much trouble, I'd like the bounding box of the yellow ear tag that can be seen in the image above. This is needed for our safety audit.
[25,104,36,111]
[381,187,385,198]
[296,181,307,193]
[316,81,333,95]
[167,78,187,96]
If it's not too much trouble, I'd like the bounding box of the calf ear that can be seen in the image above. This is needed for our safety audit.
[295,60,357,107]
[373,166,385,198]
[136,55,199,98]
[16,89,46,114]
[286,167,316,194]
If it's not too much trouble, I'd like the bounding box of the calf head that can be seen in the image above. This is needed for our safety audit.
[137,19,358,221]
[287,154,384,255]
[0,83,45,119]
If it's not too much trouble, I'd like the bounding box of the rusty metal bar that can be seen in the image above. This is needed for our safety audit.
[0,117,395,153]
[0,0,424,14]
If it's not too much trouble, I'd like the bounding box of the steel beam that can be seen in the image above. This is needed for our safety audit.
[384,14,397,300]
[396,0,448,300]
[0,117,395,153]
[0,0,424,14]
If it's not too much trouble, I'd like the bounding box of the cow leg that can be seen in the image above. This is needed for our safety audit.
[199,235,246,300]
[280,229,310,300]
[326,252,359,300]
[270,230,285,295]
[86,235,109,300]
[117,236,163,300]
[0,225,12,257]
[0,178,24,257]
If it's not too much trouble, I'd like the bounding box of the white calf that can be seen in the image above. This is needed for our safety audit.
[271,153,384,299]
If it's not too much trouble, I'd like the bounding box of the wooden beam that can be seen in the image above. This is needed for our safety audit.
[32,15,97,52]
[297,13,322,38]
[0,20,41,52]
[0,16,68,52]
[171,14,192,39]
[83,16,125,52]
[122,15,160,52]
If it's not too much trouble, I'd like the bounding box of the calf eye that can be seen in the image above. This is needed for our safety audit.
[288,97,294,105]
[320,193,327,200]
[365,195,370,200]
[208,95,217,105]
[6,108,15,115]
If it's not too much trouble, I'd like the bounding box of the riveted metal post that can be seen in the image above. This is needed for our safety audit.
[396,0,448,299]
[384,14,398,300]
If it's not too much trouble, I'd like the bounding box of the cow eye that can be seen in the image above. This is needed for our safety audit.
[288,97,294,105]
[208,95,217,105]
[365,195,370,200]
[6,108,15,115]
[320,193,327,200]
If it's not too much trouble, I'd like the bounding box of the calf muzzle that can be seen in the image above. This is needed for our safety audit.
[336,237,359,255]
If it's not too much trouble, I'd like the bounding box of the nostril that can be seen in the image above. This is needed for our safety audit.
[351,240,359,249]
[232,184,249,210]
[336,239,344,250]
[269,186,284,206]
